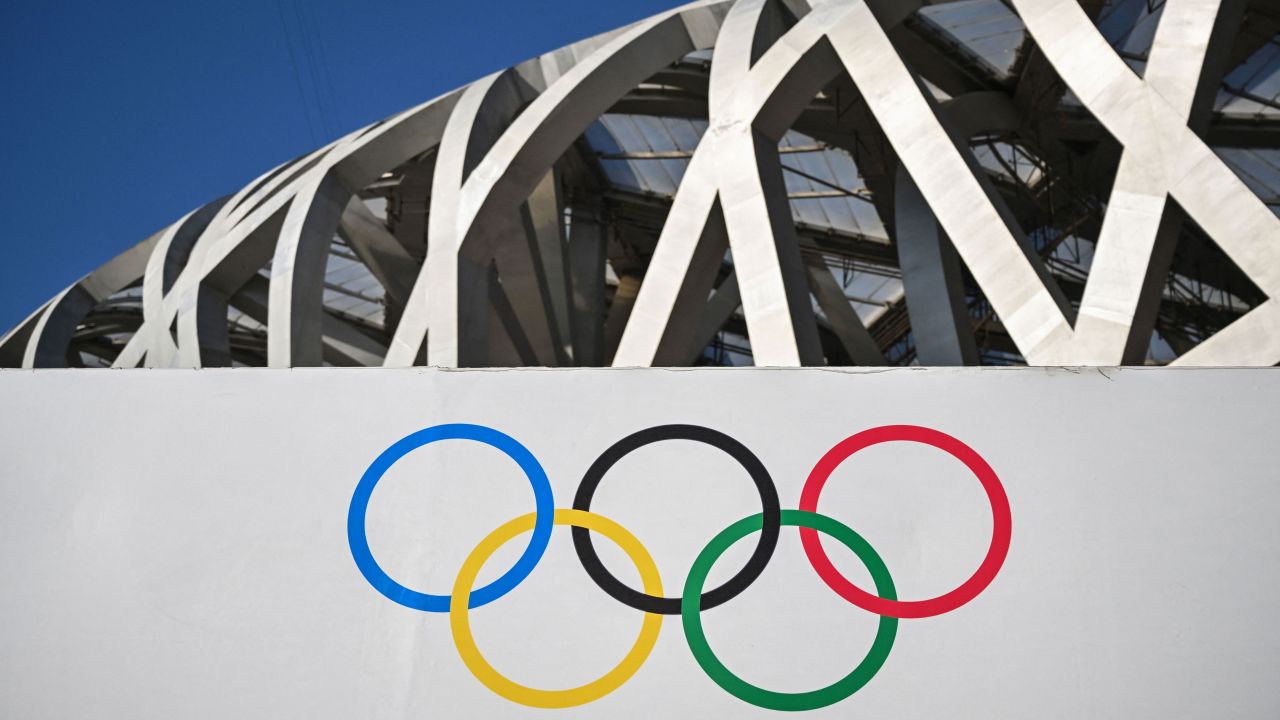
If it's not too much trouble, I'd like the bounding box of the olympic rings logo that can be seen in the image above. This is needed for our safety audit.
[347,423,1012,711]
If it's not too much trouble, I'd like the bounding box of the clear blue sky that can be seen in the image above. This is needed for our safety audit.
[0,0,675,332]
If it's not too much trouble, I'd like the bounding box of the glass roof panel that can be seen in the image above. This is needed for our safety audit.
[1095,0,1163,60]
[323,236,385,326]
[1217,147,1280,215]
[916,0,1026,79]
[631,115,680,153]
[583,122,622,153]
[781,162,814,194]
[666,118,705,149]
[816,196,859,235]
[660,158,690,187]
[1218,38,1279,119]
[825,148,861,190]
[629,154,679,195]
[588,117,889,239]
[599,115,648,152]
[817,263,903,325]
[598,159,644,191]
[791,198,832,228]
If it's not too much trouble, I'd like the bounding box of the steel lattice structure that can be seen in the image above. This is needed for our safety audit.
[3,0,1278,369]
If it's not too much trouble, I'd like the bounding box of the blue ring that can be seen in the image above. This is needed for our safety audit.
[347,423,554,612]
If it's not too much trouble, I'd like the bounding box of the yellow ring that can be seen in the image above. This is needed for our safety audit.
[449,508,664,708]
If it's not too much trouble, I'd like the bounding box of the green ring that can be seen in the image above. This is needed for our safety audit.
[681,509,898,711]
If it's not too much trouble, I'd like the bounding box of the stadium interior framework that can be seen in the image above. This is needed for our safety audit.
[3,0,1279,370]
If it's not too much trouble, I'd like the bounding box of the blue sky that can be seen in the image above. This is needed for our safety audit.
[0,0,675,332]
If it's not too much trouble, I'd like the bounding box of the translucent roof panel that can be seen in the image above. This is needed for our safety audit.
[915,0,1027,80]
[591,115,700,195]
[779,131,887,240]
[323,236,385,326]
[1092,1,1277,119]
[804,249,903,329]
[586,117,888,241]
[1094,0,1163,63]
[1217,39,1280,120]
[1217,147,1280,216]
[226,308,265,334]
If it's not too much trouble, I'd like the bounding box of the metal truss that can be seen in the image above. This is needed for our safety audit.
[3,0,1278,368]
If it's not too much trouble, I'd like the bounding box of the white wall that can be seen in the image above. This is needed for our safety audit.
[0,367,1277,717]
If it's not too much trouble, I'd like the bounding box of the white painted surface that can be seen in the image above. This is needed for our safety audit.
[0,367,1277,717]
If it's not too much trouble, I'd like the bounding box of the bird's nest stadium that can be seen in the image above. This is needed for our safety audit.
[3,0,1278,369]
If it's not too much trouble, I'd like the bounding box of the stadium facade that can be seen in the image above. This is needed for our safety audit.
[2,0,1278,369]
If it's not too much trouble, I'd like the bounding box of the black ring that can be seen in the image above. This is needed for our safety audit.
[572,424,781,615]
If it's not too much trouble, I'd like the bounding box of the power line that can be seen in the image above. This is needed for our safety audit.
[275,0,319,146]
[290,0,336,139]
[296,0,344,136]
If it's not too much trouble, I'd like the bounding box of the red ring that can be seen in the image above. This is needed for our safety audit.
[798,425,1011,619]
